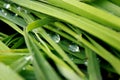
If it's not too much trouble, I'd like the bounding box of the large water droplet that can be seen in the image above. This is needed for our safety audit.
[51,34,61,43]
[68,44,80,52]
[4,3,11,9]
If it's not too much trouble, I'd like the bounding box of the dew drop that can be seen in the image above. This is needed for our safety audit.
[71,57,74,61]
[84,61,88,66]
[4,3,11,9]
[17,6,22,12]
[14,13,18,16]
[22,67,26,70]
[4,13,7,16]
[25,56,32,61]
[51,34,61,43]
[1,9,7,16]
[68,44,80,52]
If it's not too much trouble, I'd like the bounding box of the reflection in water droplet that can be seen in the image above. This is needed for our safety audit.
[84,61,88,66]
[22,67,26,70]
[68,44,80,52]
[25,56,32,61]
[14,13,18,16]
[4,13,7,16]
[4,4,11,9]
[51,34,60,43]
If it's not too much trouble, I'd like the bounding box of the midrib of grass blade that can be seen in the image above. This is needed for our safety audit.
[0,62,24,80]
[33,27,85,77]
[92,0,120,17]
[46,0,120,30]
[33,33,85,80]
[24,31,62,80]
[10,0,120,51]
[85,47,102,80]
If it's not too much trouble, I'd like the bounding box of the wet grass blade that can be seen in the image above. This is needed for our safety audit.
[85,47,102,80]
[24,31,62,80]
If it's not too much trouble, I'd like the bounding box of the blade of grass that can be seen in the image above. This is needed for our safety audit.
[0,62,24,80]
[46,0,120,30]
[33,27,85,77]
[85,47,102,80]
[24,31,62,80]
[32,33,86,80]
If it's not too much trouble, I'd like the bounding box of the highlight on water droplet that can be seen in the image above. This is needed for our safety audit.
[25,55,32,61]
[4,3,11,9]
[68,44,80,52]
[84,61,88,66]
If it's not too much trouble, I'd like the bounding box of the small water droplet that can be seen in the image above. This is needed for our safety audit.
[4,13,7,16]
[71,58,74,61]
[25,56,32,61]
[22,67,26,70]
[68,44,80,52]
[84,61,88,66]
[4,4,11,9]
[14,13,18,16]
[51,34,60,43]
[17,6,22,12]
[24,9,28,14]
[1,9,7,16]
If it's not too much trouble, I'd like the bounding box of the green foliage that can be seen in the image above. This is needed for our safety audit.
[0,0,120,80]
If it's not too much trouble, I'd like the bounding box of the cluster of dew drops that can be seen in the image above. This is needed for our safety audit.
[0,2,28,17]
[1,1,88,66]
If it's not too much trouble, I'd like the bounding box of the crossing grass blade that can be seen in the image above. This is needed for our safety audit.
[11,0,120,51]
[0,62,24,80]
[24,31,62,80]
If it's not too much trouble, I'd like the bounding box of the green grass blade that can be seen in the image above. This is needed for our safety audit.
[24,31,62,80]
[47,0,120,30]
[33,27,85,77]
[11,0,120,51]
[85,47,102,80]
[0,18,24,35]
[0,62,24,80]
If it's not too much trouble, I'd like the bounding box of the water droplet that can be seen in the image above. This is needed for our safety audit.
[84,61,88,66]
[1,9,7,16]
[71,58,74,61]
[68,44,80,52]
[14,13,18,16]
[25,56,32,61]
[4,13,7,16]
[4,4,11,9]
[51,34,60,43]
[22,67,26,70]
[17,6,22,12]
[24,9,28,14]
